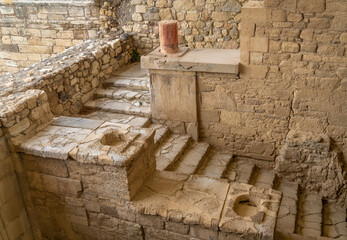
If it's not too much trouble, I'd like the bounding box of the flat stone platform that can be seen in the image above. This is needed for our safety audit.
[17,116,154,167]
[141,48,240,74]
[130,170,281,239]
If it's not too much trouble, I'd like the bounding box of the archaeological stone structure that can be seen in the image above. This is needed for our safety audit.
[0,0,346,240]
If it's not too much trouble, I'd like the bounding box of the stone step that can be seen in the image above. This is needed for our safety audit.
[296,193,323,237]
[198,151,233,179]
[171,142,211,175]
[85,98,151,117]
[225,160,256,184]
[155,134,191,171]
[104,77,149,91]
[94,88,150,103]
[151,124,170,147]
[254,169,277,189]
[76,111,151,127]
[275,181,299,235]
[322,200,347,239]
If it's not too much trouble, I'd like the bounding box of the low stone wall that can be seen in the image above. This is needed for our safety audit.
[0,0,100,75]
[0,36,133,118]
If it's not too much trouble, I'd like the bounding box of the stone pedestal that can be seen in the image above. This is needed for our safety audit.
[141,48,240,141]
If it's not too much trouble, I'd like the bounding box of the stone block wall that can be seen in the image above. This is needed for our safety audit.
[0,0,100,75]
[0,37,133,118]
[100,0,253,53]
[197,72,279,161]
[0,135,33,240]
[198,0,347,165]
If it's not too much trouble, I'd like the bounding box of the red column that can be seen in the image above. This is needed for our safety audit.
[159,20,179,54]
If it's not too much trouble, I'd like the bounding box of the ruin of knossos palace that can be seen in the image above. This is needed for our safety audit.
[0,0,346,239]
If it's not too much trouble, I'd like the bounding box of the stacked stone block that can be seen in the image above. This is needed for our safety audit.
[199,0,347,165]
[0,37,133,117]
[0,0,100,75]
[100,0,246,52]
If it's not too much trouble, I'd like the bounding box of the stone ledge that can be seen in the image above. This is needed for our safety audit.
[16,117,155,167]
[141,48,240,75]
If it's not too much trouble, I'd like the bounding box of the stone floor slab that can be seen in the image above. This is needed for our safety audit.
[19,125,93,160]
[131,171,229,229]
[51,116,104,130]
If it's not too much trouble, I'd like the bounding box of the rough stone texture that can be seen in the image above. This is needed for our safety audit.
[150,69,197,124]
[0,136,33,240]
[0,0,100,75]
[276,130,346,206]
[100,0,244,52]
[17,130,282,240]
[0,37,133,117]
[194,0,347,167]
[219,182,281,240]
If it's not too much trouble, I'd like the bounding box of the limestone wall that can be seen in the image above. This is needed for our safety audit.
[0,134,33,240]
[199,0,347,165]
[100,0,252,53]
[0,37,133,118]
[0,0,100,75]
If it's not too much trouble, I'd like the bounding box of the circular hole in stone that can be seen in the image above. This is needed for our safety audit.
[101,131,126,146]
[233,195,258,217]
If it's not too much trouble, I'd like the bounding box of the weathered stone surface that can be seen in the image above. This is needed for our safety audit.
[219,183,281,239]
[276,131,346,204]
[131,171,229,229]
[150,70,197,123]
[142,48,240,74]
[297,0,325,13]
[18,125,93,160]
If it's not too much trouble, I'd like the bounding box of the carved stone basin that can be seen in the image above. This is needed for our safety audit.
[233,194,258,217]
[101,130,127,146]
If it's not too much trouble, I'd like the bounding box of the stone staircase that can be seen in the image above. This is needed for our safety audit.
[78,63,346,240]
[84,63,151,117]
[153,128,347,239]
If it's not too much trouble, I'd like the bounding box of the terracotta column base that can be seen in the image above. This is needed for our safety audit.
[159,20,179,55]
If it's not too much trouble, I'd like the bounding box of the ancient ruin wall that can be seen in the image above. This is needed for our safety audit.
[100,0,249,52]
[199,0,347,166]
[1,0,256,74]
[0,0,100,75]
[0,37,133,119]
[0,35,134,240]
[0,134,33,240]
